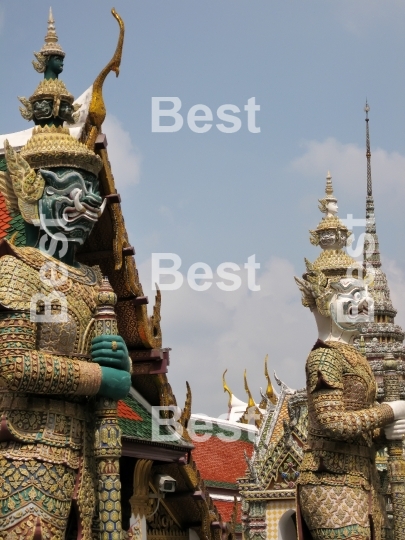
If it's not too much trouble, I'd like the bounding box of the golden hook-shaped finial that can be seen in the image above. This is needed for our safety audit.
[244,369,255,409]
[222,369,232,408]
[85,8,125,149]
[264,354,277,405]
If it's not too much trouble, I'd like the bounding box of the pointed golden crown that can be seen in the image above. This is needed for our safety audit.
[309,171,358,279]
[33,7,65,73]
[295,172,363,316]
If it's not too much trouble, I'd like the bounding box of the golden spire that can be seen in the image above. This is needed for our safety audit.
[222,369,232,408]
[244,369,255,409]
[33,7,65,71]
[44,8,61,52]
[264,354,277,405]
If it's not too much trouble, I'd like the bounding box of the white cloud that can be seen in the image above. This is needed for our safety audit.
[103,115,141,187]
[138,256,315,417]
[291,137,405,201]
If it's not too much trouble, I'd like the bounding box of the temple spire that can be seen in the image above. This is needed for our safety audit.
[365,101,372,196]
[363,102,381,268]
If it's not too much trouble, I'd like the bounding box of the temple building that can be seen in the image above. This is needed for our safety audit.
[188,359,278,538]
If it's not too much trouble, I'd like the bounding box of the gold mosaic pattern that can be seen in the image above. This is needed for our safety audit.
[0,458,75,539]
[299,485,369,530]
[20,125,102,176]
[0,245,105,537]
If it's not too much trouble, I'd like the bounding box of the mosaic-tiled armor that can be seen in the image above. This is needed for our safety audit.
[0,243,104,538]
[298,340,394,540]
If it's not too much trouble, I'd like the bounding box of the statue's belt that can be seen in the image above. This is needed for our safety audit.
[307,439,375,459]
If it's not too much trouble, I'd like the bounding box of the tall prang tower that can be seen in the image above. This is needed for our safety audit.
[359,102,405,397]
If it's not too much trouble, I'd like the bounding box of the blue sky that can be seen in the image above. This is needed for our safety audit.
[1,1,405,416]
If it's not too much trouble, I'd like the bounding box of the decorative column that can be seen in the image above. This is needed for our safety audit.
[383,354,405,540]
[94,277,123,540]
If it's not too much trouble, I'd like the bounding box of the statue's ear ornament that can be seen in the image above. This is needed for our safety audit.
[18,97,34,122]
[3,140,44,224]
[32,51,47,74]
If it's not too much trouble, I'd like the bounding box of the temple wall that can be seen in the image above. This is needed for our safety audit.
[265,500,295,540]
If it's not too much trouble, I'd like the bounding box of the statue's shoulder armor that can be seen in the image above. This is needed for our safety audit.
[306,343,344,393]
[0,240,42,310]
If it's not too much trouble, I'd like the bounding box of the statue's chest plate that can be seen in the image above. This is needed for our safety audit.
[0,247,100,356]
[330,342,377,410]
[37,278,98,355]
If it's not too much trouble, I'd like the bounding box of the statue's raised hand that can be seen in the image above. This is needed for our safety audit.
[91,334,131,400]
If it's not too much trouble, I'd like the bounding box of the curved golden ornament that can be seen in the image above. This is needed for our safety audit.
[264,353,277,405]
[244,369,255,409]
[85,8,125,149]
[222,369,232,407]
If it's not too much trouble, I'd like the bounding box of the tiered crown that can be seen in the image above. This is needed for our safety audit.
[309,171,358,279]
[17,9,102,177]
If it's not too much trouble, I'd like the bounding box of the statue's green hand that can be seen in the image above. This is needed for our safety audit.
[91,335,130,371]
[98,367,131,400]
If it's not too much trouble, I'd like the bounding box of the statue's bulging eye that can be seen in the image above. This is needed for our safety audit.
[46,187,55,195]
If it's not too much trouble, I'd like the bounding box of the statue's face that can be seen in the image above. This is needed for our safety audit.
[329,278,374,331]
[38,168,106,245]
[326,201,338,215]
[58,101,74,123]
[46,55,64,76]
[33,99,53,121]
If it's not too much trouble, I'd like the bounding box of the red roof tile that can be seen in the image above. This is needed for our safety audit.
[192,436,253,485]
[213,499,241,523]
[118,400,143,421]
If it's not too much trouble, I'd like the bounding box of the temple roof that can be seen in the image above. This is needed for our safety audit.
[118,388,192,449]
[191,415,255,489]
[239,379,306,499]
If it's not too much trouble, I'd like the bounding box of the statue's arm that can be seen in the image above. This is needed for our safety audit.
[0,311,102,396]
[307,348,394,440]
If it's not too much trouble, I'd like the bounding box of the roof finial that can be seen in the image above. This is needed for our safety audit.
[244,369,255,409]
[264,354,277,405]
[222,369,232,408]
